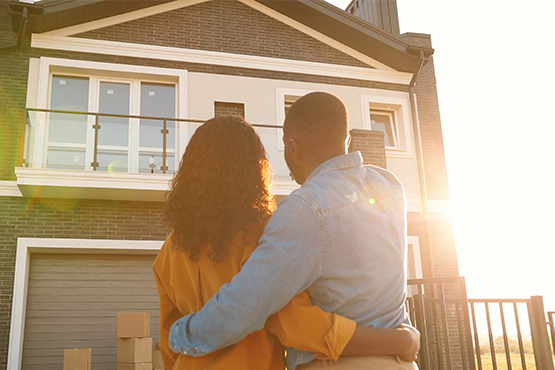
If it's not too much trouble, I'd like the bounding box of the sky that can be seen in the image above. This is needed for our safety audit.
[326,0,555,311]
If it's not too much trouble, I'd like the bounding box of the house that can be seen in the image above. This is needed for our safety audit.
[0,0,458,368]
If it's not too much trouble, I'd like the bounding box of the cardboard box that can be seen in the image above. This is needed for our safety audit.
[117,312,150,338]
[63,348,91,370]
[152,348,163,369]
[118,338,153,363]
[117,363,152,370]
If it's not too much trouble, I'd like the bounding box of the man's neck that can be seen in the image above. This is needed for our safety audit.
[303,149,347,181]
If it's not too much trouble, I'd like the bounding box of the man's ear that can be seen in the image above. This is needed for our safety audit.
[288,137,301,159]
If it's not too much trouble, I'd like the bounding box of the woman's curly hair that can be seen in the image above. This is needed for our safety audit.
[165,115,276,262]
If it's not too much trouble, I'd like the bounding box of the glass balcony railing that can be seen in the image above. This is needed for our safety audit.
[22,108,288,179]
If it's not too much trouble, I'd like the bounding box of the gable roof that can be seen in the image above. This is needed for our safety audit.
[9,0,432,73]
[255,0,430,73]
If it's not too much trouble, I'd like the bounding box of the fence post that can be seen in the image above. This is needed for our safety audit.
[528,295,554,370]
[458,277,477,370]
[414,293,431,370]
[548,312,555,358]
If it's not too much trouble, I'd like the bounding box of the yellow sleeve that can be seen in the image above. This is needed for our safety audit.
[265,291,356,361]
[153,267,181,370]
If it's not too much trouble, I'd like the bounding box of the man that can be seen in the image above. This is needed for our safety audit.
[169,92,416,369]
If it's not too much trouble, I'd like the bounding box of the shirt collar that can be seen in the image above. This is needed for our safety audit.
[303,151,363,185]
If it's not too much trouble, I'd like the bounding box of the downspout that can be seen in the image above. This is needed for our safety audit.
[0,7,29,52]
[409,50,436,278]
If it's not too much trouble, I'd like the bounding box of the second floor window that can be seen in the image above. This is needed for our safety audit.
[47,75,177,174]
[370,109,397,148]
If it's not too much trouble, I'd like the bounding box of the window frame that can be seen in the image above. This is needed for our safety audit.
[276,87,316,151]
[360,91,414,158]
[370,109,398,148]
[28,57,188,173]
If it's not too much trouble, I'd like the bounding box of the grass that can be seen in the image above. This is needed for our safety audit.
[476,353,537,370]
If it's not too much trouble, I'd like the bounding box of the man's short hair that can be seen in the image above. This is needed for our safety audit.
[284,91,349,144]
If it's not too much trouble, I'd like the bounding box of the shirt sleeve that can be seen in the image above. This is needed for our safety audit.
[169,195,323,356]
[152,266,181,369]
[265,291,356,361]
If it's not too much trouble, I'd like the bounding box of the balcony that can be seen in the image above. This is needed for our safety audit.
[18,108,297,201]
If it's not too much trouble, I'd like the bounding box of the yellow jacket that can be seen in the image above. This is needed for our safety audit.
[153,227,356,370]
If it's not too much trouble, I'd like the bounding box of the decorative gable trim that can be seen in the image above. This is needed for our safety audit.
[41,0,399,72]
[31,34,412,85]
[238,0,393,71]
[43,0,210,37]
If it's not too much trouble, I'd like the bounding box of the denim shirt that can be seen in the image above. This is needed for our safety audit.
[169,152,409,368]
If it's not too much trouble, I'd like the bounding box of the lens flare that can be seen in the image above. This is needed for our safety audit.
[107,160,126,174]
[369,198,376,205]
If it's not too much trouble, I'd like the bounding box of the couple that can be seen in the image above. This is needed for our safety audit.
[153,92,419,370]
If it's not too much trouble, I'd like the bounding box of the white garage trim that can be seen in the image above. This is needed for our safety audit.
[8,238,163,370]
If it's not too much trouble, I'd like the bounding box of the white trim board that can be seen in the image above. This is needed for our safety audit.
[43,0,210,37]
[14,167,299,199]
[31,34,412,85]
[7,238,163,370]
[43,0,396,73]
[0,181,22,197]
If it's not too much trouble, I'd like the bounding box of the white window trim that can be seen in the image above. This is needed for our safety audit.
[31,34,413,86]
[29,57,188,170]
[407,236,423,297]
[7,237,163,370]
[275,87,317,152]
[361,90,415,159]
[370,109,398,148]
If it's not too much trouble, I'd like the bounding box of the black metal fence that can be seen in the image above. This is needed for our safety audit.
[407,277,476,370]
[408,277,555,370]
[468,297,554,370]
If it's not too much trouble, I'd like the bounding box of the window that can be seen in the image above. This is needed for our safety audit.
[370,109,397,147]
[276,88,314,152]
[24,57,187,176]
[361,91,413,157]
[45,75,177,174]
[284,95,300,116]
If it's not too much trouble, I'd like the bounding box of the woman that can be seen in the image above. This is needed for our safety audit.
[153,115,419,370]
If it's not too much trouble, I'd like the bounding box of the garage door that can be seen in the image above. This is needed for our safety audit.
[21,253,160,370]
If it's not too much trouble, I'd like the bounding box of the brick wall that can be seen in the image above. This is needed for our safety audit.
[77,0,370,69]
[348,129,387,169]
[401,32,450,201]
[0,0,28,183]
[398,32,458,279]
[0,196,170,370]
[408,211,459,278]
[214,102,245,118]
